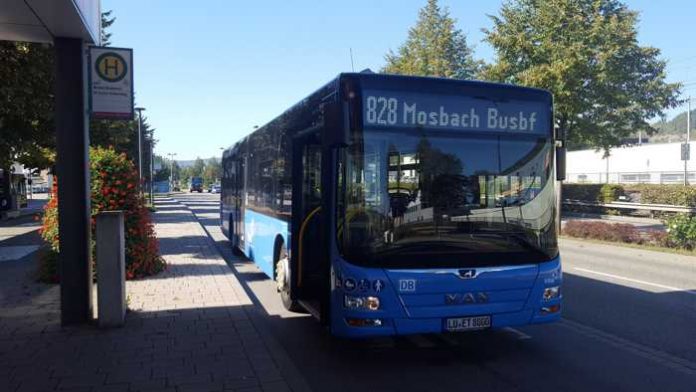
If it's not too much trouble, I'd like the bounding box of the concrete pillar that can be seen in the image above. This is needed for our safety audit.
[96,211,126,328]
[54,37,93,325]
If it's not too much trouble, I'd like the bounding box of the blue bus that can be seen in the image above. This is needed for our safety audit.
[221,72,564,338]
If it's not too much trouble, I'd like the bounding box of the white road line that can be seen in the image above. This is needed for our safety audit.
[572,267,696,297]
[503,327,532,340]
[560,319,696,376]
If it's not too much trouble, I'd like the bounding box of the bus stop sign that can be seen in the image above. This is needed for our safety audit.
[88,46,134,120]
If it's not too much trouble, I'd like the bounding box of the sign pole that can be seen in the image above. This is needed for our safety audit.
[136,108,144,192]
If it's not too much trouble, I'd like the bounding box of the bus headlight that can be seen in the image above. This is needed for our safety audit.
[344,295,380,311]
[543,286,560,301]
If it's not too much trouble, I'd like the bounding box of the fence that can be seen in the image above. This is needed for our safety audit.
[563,199,696,214]
[566,171,696,185]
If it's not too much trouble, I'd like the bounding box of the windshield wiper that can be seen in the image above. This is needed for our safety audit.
[473,231,538,247]
[375,241,474,255]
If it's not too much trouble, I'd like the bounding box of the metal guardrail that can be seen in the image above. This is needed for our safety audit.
[563,199,696,214]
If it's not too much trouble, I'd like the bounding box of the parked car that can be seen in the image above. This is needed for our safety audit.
[210,183,221,194]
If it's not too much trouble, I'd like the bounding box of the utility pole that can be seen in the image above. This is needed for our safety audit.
[685,97,691,186]
[135,107,145,192]
[149,138,154,206]
[167,153,177,192]
[682,97,691,186]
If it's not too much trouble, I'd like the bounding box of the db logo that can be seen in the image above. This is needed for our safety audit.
[399,279,416,292]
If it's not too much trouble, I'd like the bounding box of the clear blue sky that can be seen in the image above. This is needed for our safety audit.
[103,0,696,160]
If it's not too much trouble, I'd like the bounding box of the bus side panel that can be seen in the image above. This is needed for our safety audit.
[244,209,288,279]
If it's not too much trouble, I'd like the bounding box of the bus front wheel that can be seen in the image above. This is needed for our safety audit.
[275,244,301,312]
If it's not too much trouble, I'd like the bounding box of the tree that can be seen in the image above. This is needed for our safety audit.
[0,10,144,170]
[101,10,115,46]
[0,41,54,169]
[484,0,681,151]
[382,0,482,79]
[203,158,222,186]
[191,157,206,178]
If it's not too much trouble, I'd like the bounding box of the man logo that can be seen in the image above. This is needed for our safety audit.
[458,269,477,279]
[444,292,489,305]
[476,292,489,303]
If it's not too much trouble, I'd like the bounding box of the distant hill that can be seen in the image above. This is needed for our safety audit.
[649,109,696,143]
[176,157,218,168]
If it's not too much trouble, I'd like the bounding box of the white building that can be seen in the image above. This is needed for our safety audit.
[567,142,695,184]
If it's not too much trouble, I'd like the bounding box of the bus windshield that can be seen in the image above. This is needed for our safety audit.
[337,128,558,268]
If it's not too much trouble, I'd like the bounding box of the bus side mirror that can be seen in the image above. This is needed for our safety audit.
[556,146,566,181]
[323,102,349,147]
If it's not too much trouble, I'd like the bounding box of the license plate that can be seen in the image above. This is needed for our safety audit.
[445,316,491,332]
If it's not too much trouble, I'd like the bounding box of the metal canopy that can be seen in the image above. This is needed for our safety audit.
[0,0,100,44]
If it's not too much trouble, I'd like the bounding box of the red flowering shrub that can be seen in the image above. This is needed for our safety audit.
[39,147,165,281]
[562,220,643,244]
[646,230,671,248]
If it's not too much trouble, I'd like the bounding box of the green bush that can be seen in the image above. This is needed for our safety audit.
[562,183,624,203]
[562,184,604,202]
[599,184,624,203]
[665,214,696,249]
[565,183,696,206]
[626,184,696,206]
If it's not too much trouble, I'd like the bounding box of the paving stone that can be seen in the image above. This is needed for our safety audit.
[0,196,299,392]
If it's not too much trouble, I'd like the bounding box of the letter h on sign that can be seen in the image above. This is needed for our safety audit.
[104,58,120,78]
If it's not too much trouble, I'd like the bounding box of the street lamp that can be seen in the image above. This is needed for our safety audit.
[167,152,177,192]
[134,107,146,192]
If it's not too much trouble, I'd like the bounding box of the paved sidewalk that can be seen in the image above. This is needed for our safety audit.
[0,196,308,392]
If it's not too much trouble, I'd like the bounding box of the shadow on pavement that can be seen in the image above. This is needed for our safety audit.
[149,194,696,391]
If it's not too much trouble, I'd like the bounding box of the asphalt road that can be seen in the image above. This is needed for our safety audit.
[181,193,696,391]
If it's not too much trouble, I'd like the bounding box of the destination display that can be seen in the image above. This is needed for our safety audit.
[362,89,549,135]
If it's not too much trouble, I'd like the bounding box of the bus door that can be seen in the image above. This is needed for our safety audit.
[291,131,327,312]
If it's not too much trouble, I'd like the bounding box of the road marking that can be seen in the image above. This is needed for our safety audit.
[560,319,696,376]
[503,327,532,340]
[572,267,696,297]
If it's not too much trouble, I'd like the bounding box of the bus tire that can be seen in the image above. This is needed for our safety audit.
[275,243,301,312]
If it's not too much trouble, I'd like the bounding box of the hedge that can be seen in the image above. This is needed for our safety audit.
[564,183,696,206]
[623,184,696,206]
[562,183,624,203]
